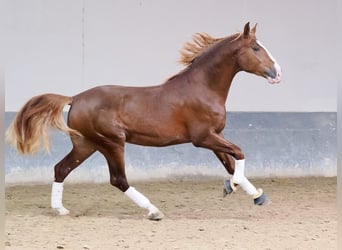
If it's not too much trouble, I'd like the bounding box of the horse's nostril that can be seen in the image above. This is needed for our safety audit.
[266,69,277,79]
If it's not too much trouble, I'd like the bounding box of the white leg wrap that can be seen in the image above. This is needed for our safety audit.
[125,186,158,213]
[51,182,70,215]
[125,186,164,220]
[232,159,258,196]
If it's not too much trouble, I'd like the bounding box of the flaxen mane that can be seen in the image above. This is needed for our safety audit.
[179,33,223,66]
[178,32,242,66]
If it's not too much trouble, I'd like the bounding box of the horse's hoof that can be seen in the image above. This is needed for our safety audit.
[253,189,267,206]
[223,179,237,197]
[53,206,70,215]
[148,210,164,221]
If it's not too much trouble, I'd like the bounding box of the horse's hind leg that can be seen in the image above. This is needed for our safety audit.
[99,138,164,220]
[51,137,95,215]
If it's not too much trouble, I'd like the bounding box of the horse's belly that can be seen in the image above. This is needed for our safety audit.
[125,128,190,147]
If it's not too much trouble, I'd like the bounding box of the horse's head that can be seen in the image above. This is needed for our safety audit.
[235,22,282,84]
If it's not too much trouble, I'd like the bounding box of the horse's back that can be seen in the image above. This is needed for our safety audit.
[67,85,190,145]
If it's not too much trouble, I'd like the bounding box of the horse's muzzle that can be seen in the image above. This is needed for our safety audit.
[265,68,281,84]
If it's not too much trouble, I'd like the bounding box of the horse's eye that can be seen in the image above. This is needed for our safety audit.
[252,47,260,52]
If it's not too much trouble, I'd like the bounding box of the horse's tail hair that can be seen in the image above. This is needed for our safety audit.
[6,93,82,155]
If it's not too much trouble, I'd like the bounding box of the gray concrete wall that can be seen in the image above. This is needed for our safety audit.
[5,112,336,184]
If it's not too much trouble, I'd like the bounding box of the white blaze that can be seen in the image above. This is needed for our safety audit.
[257,40,282,80]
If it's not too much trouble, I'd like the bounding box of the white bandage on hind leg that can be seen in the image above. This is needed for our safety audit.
[51,182,69,215]
[125,186,159,214]
[232,159,258,196]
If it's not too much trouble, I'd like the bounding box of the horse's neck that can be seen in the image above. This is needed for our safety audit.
[207,66,238,100]
[191,50,240,104]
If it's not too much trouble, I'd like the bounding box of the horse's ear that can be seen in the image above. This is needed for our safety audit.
[251,23,257,34]
[243,22,250,37]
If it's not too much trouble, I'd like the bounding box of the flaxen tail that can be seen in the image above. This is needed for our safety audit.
[6,93,81,154]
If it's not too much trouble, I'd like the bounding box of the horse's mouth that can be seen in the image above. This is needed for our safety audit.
[267,75,281,84]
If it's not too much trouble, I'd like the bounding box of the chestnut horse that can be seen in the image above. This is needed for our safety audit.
[6,23,281,220]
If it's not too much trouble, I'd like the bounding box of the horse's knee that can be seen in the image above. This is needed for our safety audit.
[231,145,244,160]
[233,151,245,160]
[110,176,129,192]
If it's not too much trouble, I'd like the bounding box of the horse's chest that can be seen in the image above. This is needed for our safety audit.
[204,101,226,121]
[190,104,226,132]
[209,111,226,132]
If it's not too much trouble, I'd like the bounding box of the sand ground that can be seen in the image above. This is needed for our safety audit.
[5,177,337,250]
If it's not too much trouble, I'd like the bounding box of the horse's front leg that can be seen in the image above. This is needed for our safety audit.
[214,151,237,195]
[193,132,266,205]
[99,137,164,221]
